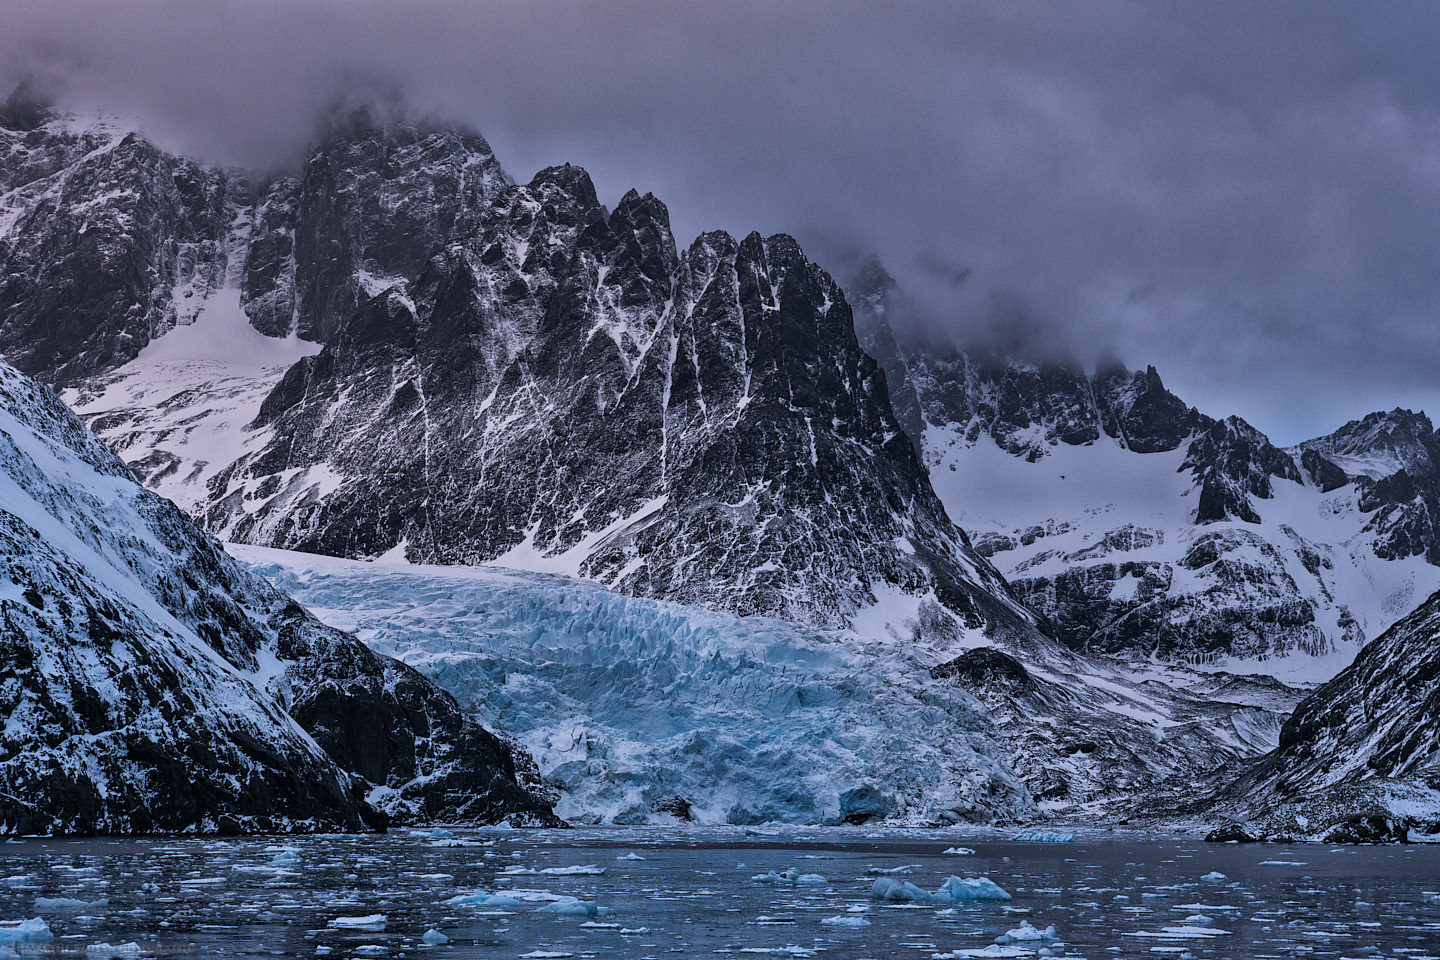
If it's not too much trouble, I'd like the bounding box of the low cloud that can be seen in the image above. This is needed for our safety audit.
[5,0,1440,440]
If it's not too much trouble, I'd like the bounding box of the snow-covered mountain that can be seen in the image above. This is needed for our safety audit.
[0,358,555,834]
[2,97,1407,826]
[2,102,1034,635]
[850,261,1440,684]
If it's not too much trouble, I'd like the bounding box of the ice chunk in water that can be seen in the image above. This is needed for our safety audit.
[328,914,387,931]
[0,918,52,943]
[871,876,1012,902]
[944,847,976,855]
[994,921,1059,944]
[85,945,141,957]
[503,864,606,876]
[617,853,646,861]
[421,929,449,945]
[1200,871,1227,882]
[821,915,872,927]
[753,869,827,884]
[536,897,611,917]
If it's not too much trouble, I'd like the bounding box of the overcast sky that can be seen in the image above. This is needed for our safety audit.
[5,1,1440,442]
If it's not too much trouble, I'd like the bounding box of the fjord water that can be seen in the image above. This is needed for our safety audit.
[1,828,1436,959]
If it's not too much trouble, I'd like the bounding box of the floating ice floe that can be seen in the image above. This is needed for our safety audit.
[328,914,387,931]
[270,849,303,866]
[736,948,817,957]
[994,921,1059,944]
[1123,925,1232,940]
[35,897,108,911]
[865,865,917,875]
[1009,831,1074,843]
[935,947,1035,959]
[84,944,141,957]
[872,876,1012,902]
[446,890,523,907]
[1200,871,1227,882]
[0,918,52,943]
[821,915,872,927]
[519,953,573,959]
[944,847,977,855]
[502,865,606,876]
[421,929,449,945]
[753,869,827,885]
[617,853,646,861]
[352,949,386,959]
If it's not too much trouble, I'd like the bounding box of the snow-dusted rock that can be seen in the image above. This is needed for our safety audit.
[0,360,555,833]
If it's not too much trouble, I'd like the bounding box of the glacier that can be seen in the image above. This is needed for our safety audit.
[234,544,1033,826]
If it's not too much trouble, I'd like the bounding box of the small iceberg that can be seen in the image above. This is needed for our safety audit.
[871,875,1012,902]
[421,929,449,945]
[943,847,976,855]
[1200,871,1227,882]
[85,944,142,957]
[0,918,52,943]
[1009,831,1074,843]
[536,897,612,918]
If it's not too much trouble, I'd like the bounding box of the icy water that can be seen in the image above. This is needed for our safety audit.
[0,827,1437,959]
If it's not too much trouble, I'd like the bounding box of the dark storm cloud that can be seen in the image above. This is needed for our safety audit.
[5,0,1440,441]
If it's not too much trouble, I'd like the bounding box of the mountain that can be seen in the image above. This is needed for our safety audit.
[848,263,1440,681]
[0,103,1310,822]
[0,358,556,834]
[1206,586,1440,842]
[2,105,1035,635]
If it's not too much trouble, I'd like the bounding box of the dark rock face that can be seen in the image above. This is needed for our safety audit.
[1300,448,1348,492]
[281,108,510,342]
[0,115,238,385]
[0,105,508,383]
[1209,588,1440,835]
[0,359,556,834]
[1183,416,1301,524]
[204,167,1029,630]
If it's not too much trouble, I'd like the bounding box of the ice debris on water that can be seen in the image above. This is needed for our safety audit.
[753,869,827,884]
[421,929,449,945]
[1200,871,1227,882]
[616,853,645,861]
[446,890,524,906]
[502,864,605,876]
[871,876,1012,902]
[944,847,976,855]
[85,946,142,957]
[1009,831,1074,843]
[0,918,52,943]
[821,915,872,927]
